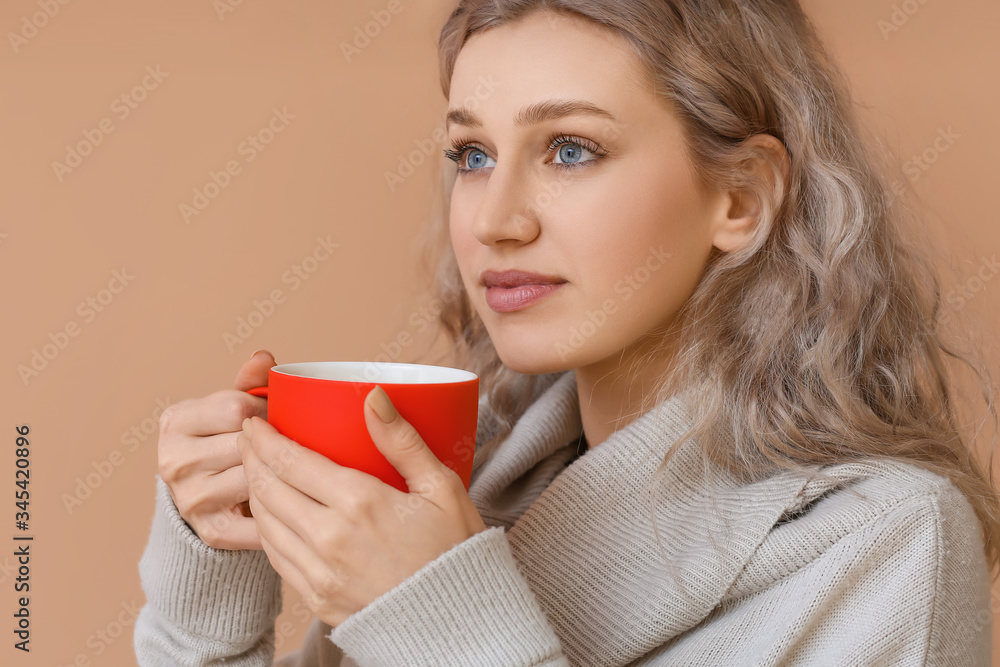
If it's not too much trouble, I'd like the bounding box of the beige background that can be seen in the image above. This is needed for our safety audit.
[1,0,998,664]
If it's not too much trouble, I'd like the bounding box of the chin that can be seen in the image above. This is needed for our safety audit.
[491,338,578,376]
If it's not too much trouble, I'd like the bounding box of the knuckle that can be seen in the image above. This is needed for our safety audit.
[397,428,425,454]
[188,483,215,513]
[158,403,180,435]
[221,395,250,431]
[199,526,224,549]
[314,525,346,555]
[158,449,196,486]
[175,485,212,523]
[198,511,235,549]
[306,589,329,613]
[158,450,182,484]
[319,569,348,597]
[157,456,175,483]
[441,466,464,490]
[173,493,197,521]
[341,492,372,522]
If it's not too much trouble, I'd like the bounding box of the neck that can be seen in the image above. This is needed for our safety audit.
[573,328,679,450]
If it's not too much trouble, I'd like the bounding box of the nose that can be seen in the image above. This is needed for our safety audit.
[470,164,542,247]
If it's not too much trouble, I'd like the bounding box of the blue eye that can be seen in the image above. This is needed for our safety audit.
[462,148,496,171]
[554,142,590,166]
[443,133,606,174]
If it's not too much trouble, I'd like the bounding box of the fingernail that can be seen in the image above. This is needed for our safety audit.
[250,349,271,360]
[367,385,397,423]
[243,417,253,438]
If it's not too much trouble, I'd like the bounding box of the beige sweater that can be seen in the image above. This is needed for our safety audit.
[134,370,993,666]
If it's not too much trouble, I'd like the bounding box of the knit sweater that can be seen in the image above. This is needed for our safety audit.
[134,370,994,666]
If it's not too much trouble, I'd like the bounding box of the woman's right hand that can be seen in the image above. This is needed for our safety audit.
[156,349,276,550]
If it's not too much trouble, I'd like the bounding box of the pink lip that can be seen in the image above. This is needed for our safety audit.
[485,283,566,312]
[480,268,566,288]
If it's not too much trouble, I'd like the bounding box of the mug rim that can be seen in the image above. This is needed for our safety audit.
[270,361,478,384]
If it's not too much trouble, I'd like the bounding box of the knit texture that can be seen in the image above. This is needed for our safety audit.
[135,370,993,666]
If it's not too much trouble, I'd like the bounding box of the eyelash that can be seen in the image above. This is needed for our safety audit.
[443,132,607,174]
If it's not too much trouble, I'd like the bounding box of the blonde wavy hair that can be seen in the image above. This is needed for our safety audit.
[407,0,1000,575]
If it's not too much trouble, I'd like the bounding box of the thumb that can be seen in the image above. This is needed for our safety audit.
[234,349,277,392]
[363,385,446,490]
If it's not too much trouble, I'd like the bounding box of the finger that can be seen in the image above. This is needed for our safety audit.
[172,463,251,520]
[199,431,244,474]
[250,480,339,596]
[167,431,245,478]
[197,505,262,551]
[259,532,336,613]
[242,439,326,541]
[246,416,384,507]
[187,465,260,550]
[160,431,247,491]
[363,386,447,488]
[207,463,253,505]
[162,390,267,438]
[234,350,277,392]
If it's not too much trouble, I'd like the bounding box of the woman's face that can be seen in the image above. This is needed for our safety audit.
[446,10,726,375]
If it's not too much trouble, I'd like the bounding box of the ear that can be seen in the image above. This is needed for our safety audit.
[709,133,790,254]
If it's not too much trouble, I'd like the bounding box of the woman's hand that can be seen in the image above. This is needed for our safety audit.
[157,349,276,550]
[236,384,489,628]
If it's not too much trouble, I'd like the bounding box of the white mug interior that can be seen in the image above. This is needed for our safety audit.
[271,361,477,385]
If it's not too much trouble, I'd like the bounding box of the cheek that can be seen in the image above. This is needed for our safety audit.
[448,192,480,284]
[449,196,471,251]
[558,162,711,336]
[569,162,708,288]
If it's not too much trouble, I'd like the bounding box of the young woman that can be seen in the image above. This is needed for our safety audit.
[135,1,1000,665]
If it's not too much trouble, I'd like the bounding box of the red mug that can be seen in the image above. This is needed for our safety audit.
[246,361,479,493]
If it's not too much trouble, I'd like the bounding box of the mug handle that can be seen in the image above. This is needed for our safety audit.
[246,386,269,398]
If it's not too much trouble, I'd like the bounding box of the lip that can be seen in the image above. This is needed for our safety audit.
[480,269,568,313]
[480,269,566,288]
[484,283,567,312]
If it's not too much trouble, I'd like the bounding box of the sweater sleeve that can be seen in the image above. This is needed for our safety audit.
[134,475,346,666]
[652,479,993,666]
[328,525,570,667]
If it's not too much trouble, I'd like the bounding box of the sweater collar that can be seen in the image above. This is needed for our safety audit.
[468,371,827,665]
[469,372,582,528]
[468,371,700,529]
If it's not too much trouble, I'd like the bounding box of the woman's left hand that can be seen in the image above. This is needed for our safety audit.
[236,384,488,628]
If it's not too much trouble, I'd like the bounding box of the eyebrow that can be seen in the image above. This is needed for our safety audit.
[445,99,618,130]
